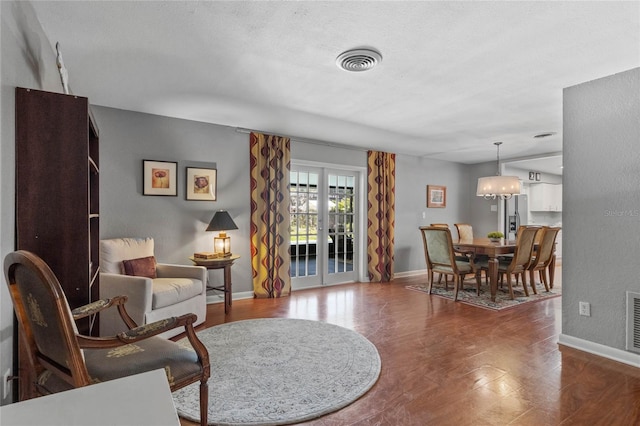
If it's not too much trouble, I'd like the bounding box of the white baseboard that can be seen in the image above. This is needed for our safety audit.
[206,290,254,305]
[558,334,640,368]
[394,269,427,278]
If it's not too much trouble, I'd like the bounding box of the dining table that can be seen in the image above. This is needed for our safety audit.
[453,237,557,301]
[454,238,513,302]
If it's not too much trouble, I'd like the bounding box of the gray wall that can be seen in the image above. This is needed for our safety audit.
[94,106,254,293]
[96,108,481,281]
[562,67,640,353]
[0,1,67,405]
[395,155,474,273]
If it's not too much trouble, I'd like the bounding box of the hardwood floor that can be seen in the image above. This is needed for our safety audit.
[181,267,640,425]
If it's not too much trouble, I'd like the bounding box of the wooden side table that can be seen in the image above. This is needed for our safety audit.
[189,254,240,314]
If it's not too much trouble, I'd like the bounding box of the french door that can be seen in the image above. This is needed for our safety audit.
[290,165,359,289]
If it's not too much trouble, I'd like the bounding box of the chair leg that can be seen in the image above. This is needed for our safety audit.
[427,270,434,294]
[453,275,461,301]
[475,271,481,295]
[541,268,550,292]
[200,380,209,426]
[529,269,538,294]
[521,272,529,296]
[507,273,515,300]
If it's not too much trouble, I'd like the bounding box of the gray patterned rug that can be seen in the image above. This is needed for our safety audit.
[173,318,381,425]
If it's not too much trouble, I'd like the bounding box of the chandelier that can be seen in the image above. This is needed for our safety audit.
[476,142,521,200]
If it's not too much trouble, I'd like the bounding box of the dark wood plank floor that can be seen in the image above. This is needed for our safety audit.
[181,267,640,425]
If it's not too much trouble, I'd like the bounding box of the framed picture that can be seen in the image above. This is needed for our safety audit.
[535,172,541,181]
[143,160,177,196]
[529,171,535,180]
[427,185,446,208]
[186,167,217,201]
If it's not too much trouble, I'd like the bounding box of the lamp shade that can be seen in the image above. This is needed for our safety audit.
[206,210,238,232]
[476,176,521,198]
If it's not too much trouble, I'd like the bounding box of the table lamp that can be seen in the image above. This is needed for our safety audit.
[206,210,238,257]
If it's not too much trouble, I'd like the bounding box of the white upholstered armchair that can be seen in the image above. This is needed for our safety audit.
[99,237,207,338]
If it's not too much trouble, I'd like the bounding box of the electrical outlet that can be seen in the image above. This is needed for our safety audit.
[3,368,11,399]
[579,301,591,317]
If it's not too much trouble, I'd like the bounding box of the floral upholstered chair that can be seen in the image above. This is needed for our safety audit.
[99,237,207,338]
[3,250,210,425]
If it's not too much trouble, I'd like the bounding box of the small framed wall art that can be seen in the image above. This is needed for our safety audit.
[427,185,446,208]
[143,160,178,196]
[186,167,217,201]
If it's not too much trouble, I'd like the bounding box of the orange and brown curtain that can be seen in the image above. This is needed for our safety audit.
[367,150,396,282]
[249,132,291,298]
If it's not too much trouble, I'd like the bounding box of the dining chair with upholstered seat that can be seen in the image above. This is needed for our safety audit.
[454,223,474,241]
[528,226,561,293]
[4,250,210,426]
[419,226,481,301]
[429,223,471,286]
[475,226,540,300]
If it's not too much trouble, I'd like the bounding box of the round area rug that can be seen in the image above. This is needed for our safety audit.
[173,318,381,426]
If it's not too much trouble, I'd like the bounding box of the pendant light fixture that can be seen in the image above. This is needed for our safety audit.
[476,142,521,200]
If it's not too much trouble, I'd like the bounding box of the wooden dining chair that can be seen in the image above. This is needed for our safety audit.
[429,223,471,286]
[454,223,474,240]
[4,250,210,426]
[528,226,561,293]
[476,226,540,299]
[419,226,481,301]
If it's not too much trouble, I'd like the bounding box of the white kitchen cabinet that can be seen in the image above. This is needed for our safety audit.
[529,183,562,211]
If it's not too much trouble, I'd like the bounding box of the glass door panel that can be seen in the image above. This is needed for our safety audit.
[325,171,356,284]
[290,169,320,283]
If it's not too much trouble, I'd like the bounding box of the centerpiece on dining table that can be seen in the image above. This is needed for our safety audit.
[487,231,504,243]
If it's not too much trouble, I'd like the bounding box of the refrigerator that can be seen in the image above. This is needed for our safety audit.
[505,194,528,240]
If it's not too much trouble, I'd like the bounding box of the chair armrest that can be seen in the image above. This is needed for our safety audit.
[71,296,128,320]
[100,273,153,312]
[156,263,207,286]
[77,314,195,348]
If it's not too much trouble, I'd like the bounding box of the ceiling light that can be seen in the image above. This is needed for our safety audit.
[336,48,382,72]
[477,142,521,200]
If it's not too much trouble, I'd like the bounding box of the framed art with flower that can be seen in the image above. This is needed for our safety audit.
[143,160,177,196]
[186,167,217,201]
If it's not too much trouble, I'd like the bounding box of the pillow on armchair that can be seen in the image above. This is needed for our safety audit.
[122,256,157,279]
[100,237,155,274]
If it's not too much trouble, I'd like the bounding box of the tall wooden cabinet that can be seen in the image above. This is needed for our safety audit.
[15,87,100,335]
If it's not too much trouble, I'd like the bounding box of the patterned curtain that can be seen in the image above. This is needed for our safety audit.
[249,132,291,298]
[367,150,396,282]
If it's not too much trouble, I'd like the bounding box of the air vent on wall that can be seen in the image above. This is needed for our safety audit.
[626,291,640,353]
[336,48,382,72]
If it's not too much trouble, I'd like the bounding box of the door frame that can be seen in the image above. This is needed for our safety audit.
[291,160,367,287]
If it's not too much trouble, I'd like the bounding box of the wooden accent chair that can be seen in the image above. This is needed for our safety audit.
[528,226,561,293]
[419,226,481,301]
[4,250,210,426]
[454,223,474,240]
[475,226,540,299]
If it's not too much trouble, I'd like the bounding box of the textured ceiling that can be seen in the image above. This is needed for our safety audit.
[30,1,640,166]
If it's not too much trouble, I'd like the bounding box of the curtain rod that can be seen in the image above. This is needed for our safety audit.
[235,127,368,152]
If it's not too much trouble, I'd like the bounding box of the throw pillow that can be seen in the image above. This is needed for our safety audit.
[122,256,157,279]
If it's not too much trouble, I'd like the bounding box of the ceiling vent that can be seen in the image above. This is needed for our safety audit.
[336,48,382,72]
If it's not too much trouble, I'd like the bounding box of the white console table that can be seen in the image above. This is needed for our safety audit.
[0,369,179,425]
